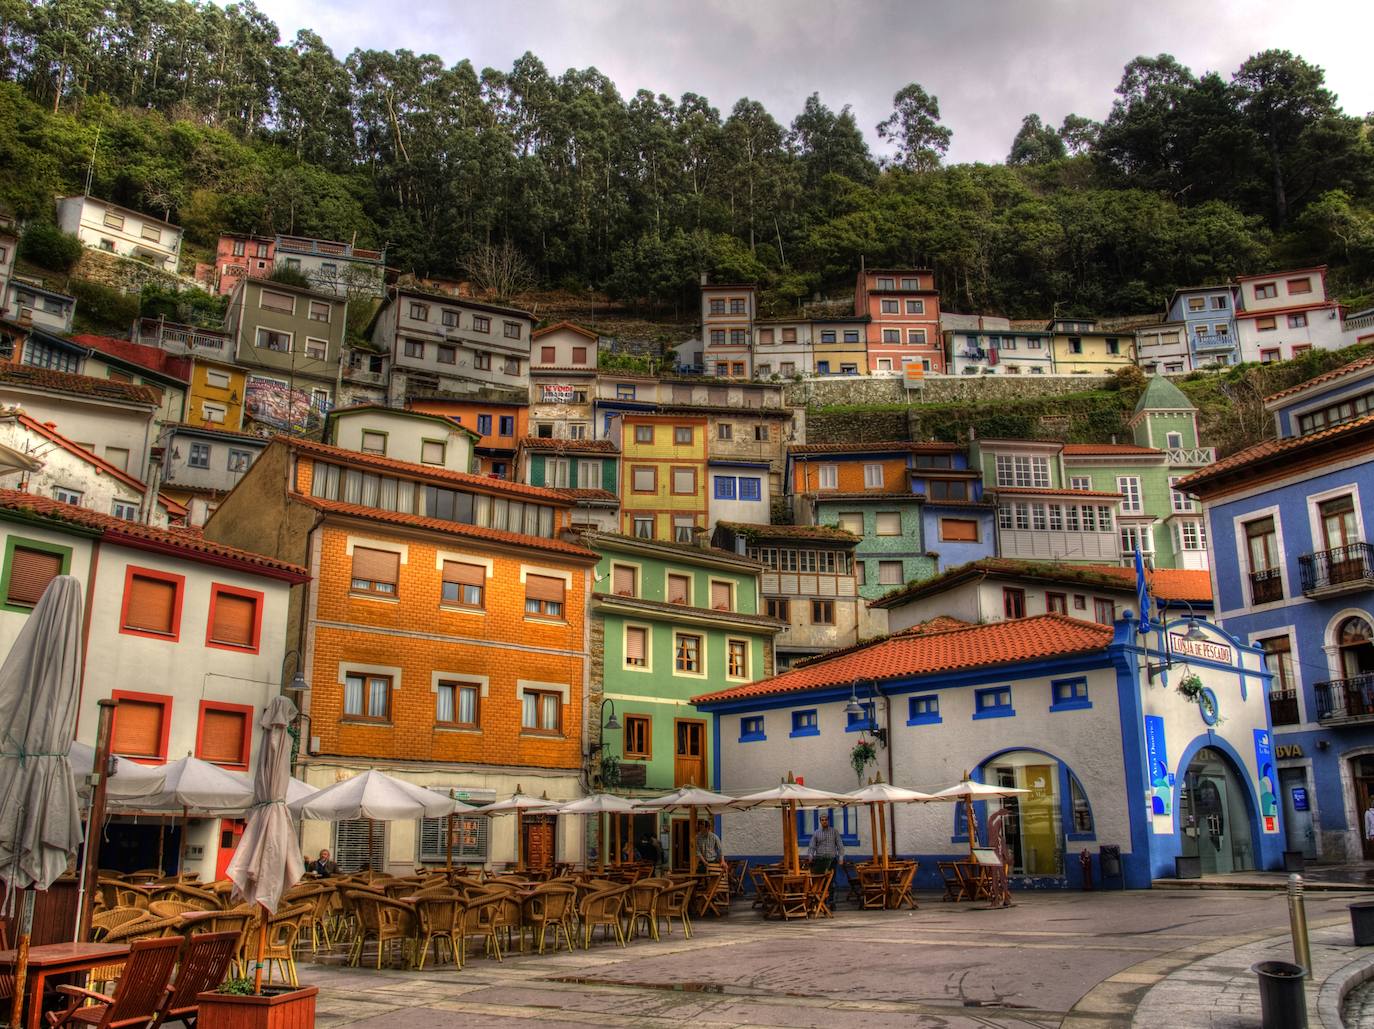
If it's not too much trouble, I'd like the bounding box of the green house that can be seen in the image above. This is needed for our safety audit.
[813,497,936,599]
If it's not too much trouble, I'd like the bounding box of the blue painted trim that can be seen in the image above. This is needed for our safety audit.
[972,708,1015,720]
[1049,699,1093,712]
[1110,614,1166,888]
[711,714,721,793]
[845,721,876,733]
[1170,731,1282,874]
[1198,687,1220,726]
[788,727,820,738]
[907,714,942,726]
[738,732,766,743]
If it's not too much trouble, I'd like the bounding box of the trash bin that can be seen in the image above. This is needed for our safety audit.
[1175,854,1202,879]
[1251,961,1306,1029]
[1351,901,1374,946]
[1283,850,1305,873]
[1099,845,1122,881]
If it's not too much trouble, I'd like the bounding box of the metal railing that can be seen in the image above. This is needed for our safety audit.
[1299,542,1374,595]
[1268,690,1300,726]
[1316,673,1374,723]
[1248,567,1285,605]
[274,235,384,262]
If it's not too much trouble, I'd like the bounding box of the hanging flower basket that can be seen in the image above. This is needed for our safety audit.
[1175,672,1205,702]
[850,738,877,781]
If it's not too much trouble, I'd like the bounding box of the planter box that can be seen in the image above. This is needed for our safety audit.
[1174,855,1202,879]
[196,985,318,1029]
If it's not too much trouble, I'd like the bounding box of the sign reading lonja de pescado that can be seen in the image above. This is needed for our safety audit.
[1168,634,1233,664]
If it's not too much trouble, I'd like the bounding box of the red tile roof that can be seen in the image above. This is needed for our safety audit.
[1061,443,1162,457]
[294,494,599,560]
[556,488,619,503]
[0,489,307,580]
[992,486,1124,499]
[894,616,974,636]
[284,437,574,504]
[1264,353,1374,404]
[1176,414,1374,494]
[692,615,1114,705]
[0,365,160,407]
[789,441,960,455]
[518,438,619,454]
[70,335,192,381]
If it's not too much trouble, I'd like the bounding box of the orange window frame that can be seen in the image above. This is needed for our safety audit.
[194,699,254,769]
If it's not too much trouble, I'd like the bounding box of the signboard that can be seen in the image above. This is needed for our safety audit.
[1254,729,1279,833]
[1144,715,1171,819]
[542,384,576,403]
[618,762,647,788]
[903,363,925,384]
[244,376,329,433]
[1291,787,1309,812]
[1276,744,1304,759]
[1168,634,1233,665]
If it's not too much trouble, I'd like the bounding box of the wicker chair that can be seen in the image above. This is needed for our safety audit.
[148,900,199,920]
[654,880,694,938]
[412,890,465,970]
[253,902,313,987]
[623,879,664,941]
[521,883,576,955]
[459,892,505,963]
[178,906,256,978]
[577,886,628,949]
[46,937,181,1029]
[478,886,524,956]
[89,908,150,942]
[345,890,416,969]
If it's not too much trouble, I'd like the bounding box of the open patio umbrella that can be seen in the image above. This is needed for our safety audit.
[227,696,302,992]
[844,779,934,869]
[731,777,852,874]
[929,776,1030,858]
[0,576,84,1029]
[293,769,468,874]
[557,793,638,873]
[478,788,560,872]
[68,742,167,801]
[634,786,735,875]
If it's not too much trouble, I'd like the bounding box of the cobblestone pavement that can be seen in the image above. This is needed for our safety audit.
[293,889,1374,1029]
[1344,978,1374,1027]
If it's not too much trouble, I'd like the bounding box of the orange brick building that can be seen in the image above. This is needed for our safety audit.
[204,436,598,872]
[407,397,529,479]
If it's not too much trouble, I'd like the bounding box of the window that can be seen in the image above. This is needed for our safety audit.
[1051,678,1090,711]
[307,300,331,323]
[631,466,656,492]
[623,625,650,668]
[1046,592,1067,614]
[1116,476,1142,513]
[441,561,485,609]
[255,327,292,352]
[727,640,748,678]
[435,681,479,727]
[402,339,427,361]
[810,600,835,625]
[717,423,733,441]
[111,693,169,759]
[881,300,899,314]
[674,633,702,673]
[525,574,565,619]
[766,598,789,621]
[1178,521,1207,551]
[111,501,138,521]
[421,440,445,465]
[342,672,391,722]
[189,443,211,469]
[231,239,246,257]
[818,464,838,490]
[540,346,556,364]
[1106,338,1120,355]
[819,331,837,344]
[408,302,429,321]
[504,357,521,376]
[674,426,693,445]
[477,414,493,435]
[351,547,399,597]
[1245,516,1282,603]
[939,518,978,542]
[882,329,900,343]
[846,701,875,731]
[206,586,261,651]
[474,352,492,370]
[843,330,862,343]
[872,560,903,586]
[905,300,924,315]
[360,431,387,455]
[836,512,863,535]
[196,702,250,767]
[740,716,765,741]
[1253,282,1278,300]
[520,687,563,733]
[1068,337,1083,354]
[623,714,651,757]
[205,369,231,390]
[908,695,940,725]
[863,464,884,488]
[1069,475,1092,491]
[102,210,125,230]
[974,686,1014,719]
[817,361,831,375]
[1287,313,1308,328]
[713,476,736,500]
[709,299,724,314]
[1286,277,1312,295]
[1256,316,1277,332]
[739,477,761,501]
[875,512,901,536]
[1260,636,1297,724]
[1003,587,1026,618]
[1260,348,1281,363]
[996,455,1050,488]
[1093,598,1115,625]
[611,564,638,598]
[671,467,696,495]
[633,517,654,539]
[498,416,514,436]
[259,289,295,314]
[710,580,734,612]
[791,710,819,737]
[3,541,68,609]
[666,573,691,606]
[673,517,697,544]
[121,570,183,639]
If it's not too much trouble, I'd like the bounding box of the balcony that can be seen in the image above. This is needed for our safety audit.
[275,235,384,263]
[1248,567,1284,605]
[1166,447,1215,465]
[1300,542,1374,598]
[135,318,230,353]
[1268,690,1300,726]
[1316,673,1374,724]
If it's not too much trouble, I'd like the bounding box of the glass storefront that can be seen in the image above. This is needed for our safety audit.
[983,750,1076,876]
[1180,746,1255,873]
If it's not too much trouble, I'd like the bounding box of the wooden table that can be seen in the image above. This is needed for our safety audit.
[0,942,129,1029]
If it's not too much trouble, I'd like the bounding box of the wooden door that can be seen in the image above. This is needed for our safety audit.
[522,815,556,870]
[670,818,691,871]
[1356,758,1374,861]
[215,819,245,880]
[674,719,706,787]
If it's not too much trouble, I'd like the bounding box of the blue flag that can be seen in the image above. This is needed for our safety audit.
[1135,547,1152,634]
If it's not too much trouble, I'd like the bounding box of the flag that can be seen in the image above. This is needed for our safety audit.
[1134,546,1152,634]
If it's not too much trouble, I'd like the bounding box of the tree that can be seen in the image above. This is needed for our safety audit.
[876,82,951,172]
[790,93,876,189]
[462,239,536,300]
[1007,114,1065,165]
[1094,54,1198,192]
[1058,114,1100,156]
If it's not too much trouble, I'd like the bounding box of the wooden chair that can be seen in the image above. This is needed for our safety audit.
[0,925,13,1006]
[578,886,628,949]
[858,866,888,910]
[90,915,182,988]
[806,870,834,918]
[150,931,239,1029]
[345,890,415,969]
[889,862,919,910]
[939,861,970,902]
[46,936,182,1029]
[692,867,730,918]
[655,880,694,938]
[521,883,576,955]
[769,873,810,921]
[725,860,749,898]
[176,906,255,978]
[841,861,863,906]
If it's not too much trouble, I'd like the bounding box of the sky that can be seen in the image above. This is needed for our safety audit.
[253,0,1374,165]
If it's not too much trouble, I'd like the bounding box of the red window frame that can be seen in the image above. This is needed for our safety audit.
[194,699,254,769]
[110,689,173,764]
[118,565,186,642]
[204,583,266,654]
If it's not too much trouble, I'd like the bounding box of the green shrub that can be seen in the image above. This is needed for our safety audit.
[267,266,312,289]
[69,279,140,333]
[19,222,83,272]
[139,283,226,327]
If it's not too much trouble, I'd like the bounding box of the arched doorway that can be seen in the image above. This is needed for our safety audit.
[1180,747,1256,873]
[978,750,1092,877]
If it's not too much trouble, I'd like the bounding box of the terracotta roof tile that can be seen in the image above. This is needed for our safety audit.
[789,441,960,455]
[1061,443,1163,457]
[294,494,599,559]
[0,489,307,580]
[592,592,784,629]
[692,615,1114,705]
[532,321,598,341]
[70,334,192,381]
[517,438,619,454]
[1263,353,1374,404]
[894,616,974,636]
[0,365,160,406]
[1177,414,1374,493]
[555,488,618,503]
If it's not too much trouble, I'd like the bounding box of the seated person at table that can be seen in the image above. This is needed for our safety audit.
[636,833,662,868]
[807,815,844,878]
[309,848,340,877]
[696,820,723,873]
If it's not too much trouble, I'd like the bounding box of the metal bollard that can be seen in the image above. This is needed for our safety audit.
[1289,873,1312,976]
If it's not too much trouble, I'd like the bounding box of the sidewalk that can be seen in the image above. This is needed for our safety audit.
[1153,863,1374,894]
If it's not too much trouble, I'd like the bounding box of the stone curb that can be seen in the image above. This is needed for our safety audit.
[1317,950,1374,1029]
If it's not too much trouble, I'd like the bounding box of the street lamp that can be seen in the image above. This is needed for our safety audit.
[1147,600,1210,680]
[281,648,309,693]
[844,682,887,747]
[588,698,621,759]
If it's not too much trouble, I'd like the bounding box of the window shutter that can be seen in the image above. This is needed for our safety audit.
[352,547,399,585]
[125,575,177,634]
[875,513,901,536]
[333,819,386,872]
[838,514,863,535]
[442,561,485,587]
[941,519,978,542]
[625,627,645,662]
[113,699,164,758]
[612,565,635,596]
[200,708,246,764]
[6,548,62,606]
[667,575,689,605]
[710,582,731,611]
[210,592,256,647]
[673,468,695,493]
[526,574,565,603]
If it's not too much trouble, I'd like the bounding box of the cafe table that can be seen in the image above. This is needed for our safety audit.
[0,942,130,1029]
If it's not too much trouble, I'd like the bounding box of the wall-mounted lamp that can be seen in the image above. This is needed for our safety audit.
[587,698,620,759]
[844,682,888,747]
[1147,600,1208,681]
[281,648,309,693]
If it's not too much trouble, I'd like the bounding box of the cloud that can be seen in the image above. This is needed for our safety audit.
[255,0,1373,164]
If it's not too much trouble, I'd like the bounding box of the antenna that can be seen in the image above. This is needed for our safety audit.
[84,125,101,197]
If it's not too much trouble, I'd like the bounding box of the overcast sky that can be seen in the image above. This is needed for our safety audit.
[254,0,1373,165]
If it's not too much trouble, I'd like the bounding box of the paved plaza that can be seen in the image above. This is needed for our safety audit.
[298,888,1374,1028]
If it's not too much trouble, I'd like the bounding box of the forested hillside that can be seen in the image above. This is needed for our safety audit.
[3,0,1373,318]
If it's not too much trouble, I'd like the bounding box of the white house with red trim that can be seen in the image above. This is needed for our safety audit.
[0,489,308,880]
[1235,266,1346,364]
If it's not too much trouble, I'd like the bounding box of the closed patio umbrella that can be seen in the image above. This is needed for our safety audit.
[844,779,934,869]
[227,696,302,993]
[634,786,736,874]
[0,575,84,1029]
[731,777,852,874]
[557,793,638,873]
[479,788,560,872]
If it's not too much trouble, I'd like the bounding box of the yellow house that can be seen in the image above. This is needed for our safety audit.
[810,318,870,377]
[619,413,708,543]
[187,357,250,431]
[1048,318,1136,374]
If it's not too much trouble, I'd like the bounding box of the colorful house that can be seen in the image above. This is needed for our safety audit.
[700,283,756,378]
[210,234,276,296]
[1165,285,1240,369]
[942,317,1054,376]
[855,269,943,375]
[618,413,708,543]
[1047,318,1136,375]
[752,319,812,379]
[407,397,528,479]
[1235,267,1346,364]
[810,318,869,376]
[159,423,268,526]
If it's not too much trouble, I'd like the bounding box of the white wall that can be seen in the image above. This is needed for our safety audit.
[0,391,155,483]
[331,409,474,472]
[0,417,156,523]
[57,197,182,271]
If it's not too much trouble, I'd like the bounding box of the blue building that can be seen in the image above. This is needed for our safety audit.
[1180,353,1374,862]
[907,456,996,573]
[1166,286,1240,370]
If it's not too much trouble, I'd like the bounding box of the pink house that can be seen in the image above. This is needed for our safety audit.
[212,234,276,296]
[855,268,943,375]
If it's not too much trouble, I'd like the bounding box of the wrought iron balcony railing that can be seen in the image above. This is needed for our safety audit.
[1299,542,1374,597]
[1316,673,1374,724]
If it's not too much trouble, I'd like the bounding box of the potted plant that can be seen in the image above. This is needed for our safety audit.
[850,738,877,782]
[1175,672,1204,702]
[197,977,319,1029]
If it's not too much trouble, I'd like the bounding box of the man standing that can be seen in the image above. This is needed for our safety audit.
[696,819,723,872]
[1365,803,1374,845]
[808,815,844,877]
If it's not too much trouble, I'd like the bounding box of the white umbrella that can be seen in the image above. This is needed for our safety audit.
[0,576,83,1029]
[131,755,256,814]
[558,793,638,873]
[732,778,852,874]
[68,741,167,800]
[0,439,42,475]
[635,787,737,875]
[929,777,1030,858]
[844,780,934,869]
[478,787,560,872]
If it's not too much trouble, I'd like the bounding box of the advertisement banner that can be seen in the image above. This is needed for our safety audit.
[1254,728,1279,833]
[1144,715,1172,825]
[244,376,329,433]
